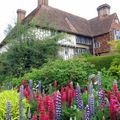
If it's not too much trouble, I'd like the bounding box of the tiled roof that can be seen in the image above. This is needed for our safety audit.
[23,5,92,37]
[0,5,117,48]
[89,13,116,36]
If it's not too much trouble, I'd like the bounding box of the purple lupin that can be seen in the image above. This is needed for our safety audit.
[75,83,84,110]
[19,85,24,120]
[29,80,33,101]
[98,72,102,91]
[88,94,95,117]
[84,105,90,120]
[98,90,103,109]
[55,91,62,120]
[6,101,11,120]
[88,82,93,95]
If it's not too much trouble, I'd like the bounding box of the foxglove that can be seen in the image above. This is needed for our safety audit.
[6,101,11,120]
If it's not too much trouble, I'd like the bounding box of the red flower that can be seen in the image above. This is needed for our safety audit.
[32,114,37,120]
[61,91,66,104]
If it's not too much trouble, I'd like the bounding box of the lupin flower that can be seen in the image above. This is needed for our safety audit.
[29,80,33,100]
[68,88,74,107]
[84,105,90,120]
[48,96,54,120]
[19,85,24,120]
[88,83,93,95]
[54,81,57,90]
[75,83,84,110]
[98,72,102,91]
[27,107,31,119]
[38,81,41,96]
[55,91,62,120]
[6,101,11,120]
[32,114,37,120]
[88,94,95,117]
[113,80,118,96]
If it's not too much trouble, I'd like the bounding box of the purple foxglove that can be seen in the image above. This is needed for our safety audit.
[88,94,95,117]
[55,91,62,120]
[84,105,90,120]
[27,107,31,119]
[75,84,84,110]
[6,101,11,120]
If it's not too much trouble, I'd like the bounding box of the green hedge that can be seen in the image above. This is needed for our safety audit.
[87,54,120,70]
[11,58,97,89]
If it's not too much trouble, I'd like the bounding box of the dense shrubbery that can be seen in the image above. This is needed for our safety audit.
[109,58,120,79]
[11,58,97,89]
[87,54,120,70]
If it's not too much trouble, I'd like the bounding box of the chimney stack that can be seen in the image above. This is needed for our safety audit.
[17,9,26,23]
[97,4,111,18]
[38,0,48,6]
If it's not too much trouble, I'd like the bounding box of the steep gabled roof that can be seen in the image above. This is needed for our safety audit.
[0,5,118,48]
[23,5,92,37]
[89,13,117,36]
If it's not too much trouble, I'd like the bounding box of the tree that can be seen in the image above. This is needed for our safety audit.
[0,23,64,78]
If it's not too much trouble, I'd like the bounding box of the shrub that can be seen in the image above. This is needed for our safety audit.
[11,58,97,89]
[87,54,120,70]
[109,58,120,79]
[0,90,29,120]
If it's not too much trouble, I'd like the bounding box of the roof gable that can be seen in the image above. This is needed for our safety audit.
[89,13,116,36]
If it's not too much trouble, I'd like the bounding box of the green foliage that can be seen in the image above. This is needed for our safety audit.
[0,90,29,120]
[0,23,64,78]
[109,58,120,79]
[12,58,96,89]
[87,54,120,70]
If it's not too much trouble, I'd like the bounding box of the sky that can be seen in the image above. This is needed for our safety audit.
[0,0,120,42]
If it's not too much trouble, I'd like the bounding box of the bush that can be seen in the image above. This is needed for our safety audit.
[109,58,120,79]
[0,90,29,120]
[87,54,120,70]
[12,58,97,89]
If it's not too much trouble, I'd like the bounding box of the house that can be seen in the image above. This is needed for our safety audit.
[0,0,120,59]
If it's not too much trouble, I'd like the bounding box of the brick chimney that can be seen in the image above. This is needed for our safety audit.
[17,9,26,23]
[38,0,48,6]
[97,4,111,18]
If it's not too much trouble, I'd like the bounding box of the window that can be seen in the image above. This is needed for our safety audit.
[76,36,92,45]
[74,48,89,55]
[114,30,120,40]
[95,42,100,48]
[64,48,69,55]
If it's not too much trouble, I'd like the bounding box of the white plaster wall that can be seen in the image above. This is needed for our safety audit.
[58,47,74,60]
[28,28,51,40]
